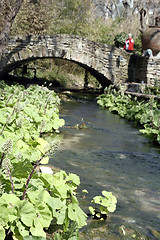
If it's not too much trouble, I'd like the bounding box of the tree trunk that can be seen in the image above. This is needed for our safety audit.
[139,7,149,33]
[0,0,24,52]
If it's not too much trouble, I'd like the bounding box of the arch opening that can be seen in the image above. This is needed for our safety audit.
[2,57,112,90]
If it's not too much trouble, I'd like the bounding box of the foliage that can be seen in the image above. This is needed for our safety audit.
[89,191,117,220]
[97,86,160,144]
[134,33,143,55]
[10,0,139,46]
[114,32,127,48]
[144,86,160,95]
[11,0,92,36]
[6,0,159,43]
[0,162,87,239]
[0,81,88,239]
[11,0,49,35]
[0,81,64,164]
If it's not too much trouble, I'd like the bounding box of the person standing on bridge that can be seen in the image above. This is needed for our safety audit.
[124,33,134,53]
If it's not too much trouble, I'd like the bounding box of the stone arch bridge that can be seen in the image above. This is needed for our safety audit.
[0,34,159,88]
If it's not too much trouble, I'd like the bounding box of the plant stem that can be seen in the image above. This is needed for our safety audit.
[11,91,23,115]
[0,153,5,169]
[22,153,46,200]
[5,94,13,107]
[0,124,6,136]
[44,102,48,115]
[6,165,14,194]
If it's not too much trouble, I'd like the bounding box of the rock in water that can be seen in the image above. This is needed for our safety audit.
[39,166,53,174]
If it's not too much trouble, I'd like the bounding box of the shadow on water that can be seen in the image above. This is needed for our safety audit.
[50,94,160,238]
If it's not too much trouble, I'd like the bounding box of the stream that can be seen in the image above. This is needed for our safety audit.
[50,92,160,239]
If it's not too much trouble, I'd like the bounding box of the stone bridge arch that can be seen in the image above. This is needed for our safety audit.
[0,34,130,88]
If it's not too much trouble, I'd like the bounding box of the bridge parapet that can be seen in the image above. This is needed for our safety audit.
[0,34,159,88]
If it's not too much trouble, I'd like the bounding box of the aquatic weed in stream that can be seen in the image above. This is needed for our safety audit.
[89,190,117,220]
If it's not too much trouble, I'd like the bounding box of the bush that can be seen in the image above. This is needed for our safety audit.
[134,33,142,55]
[114,32,127,48]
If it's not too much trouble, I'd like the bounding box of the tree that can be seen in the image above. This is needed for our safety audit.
[0,0,24,52]
[47,0,93,35]
[11,0,52,35]
[133,0,159,32]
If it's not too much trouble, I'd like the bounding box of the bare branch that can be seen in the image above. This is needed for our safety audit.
[0,0,24,50]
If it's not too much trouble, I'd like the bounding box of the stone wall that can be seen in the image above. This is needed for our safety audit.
[128,54,160,86]
[0,34,159,88]
[147,57,160,86]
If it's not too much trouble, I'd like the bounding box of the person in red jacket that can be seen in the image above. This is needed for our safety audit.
[124,33,134,52]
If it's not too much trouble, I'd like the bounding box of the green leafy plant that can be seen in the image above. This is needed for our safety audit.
[0,82,88,240]
[0,138,87,239]
[97,87,160,144]
[114,32,127,48]
[89,191,117,220]
[144,86,160,95]
[0,173,87,240]
[0,81,65,164]
[134,33,142,55]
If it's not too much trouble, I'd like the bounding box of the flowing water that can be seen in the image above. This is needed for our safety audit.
[50,93,160,238]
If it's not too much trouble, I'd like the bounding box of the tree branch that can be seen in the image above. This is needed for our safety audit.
[0,0,24,49]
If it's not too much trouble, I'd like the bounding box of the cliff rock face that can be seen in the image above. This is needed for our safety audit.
[91,0,125,20]
[142,27,160,56]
